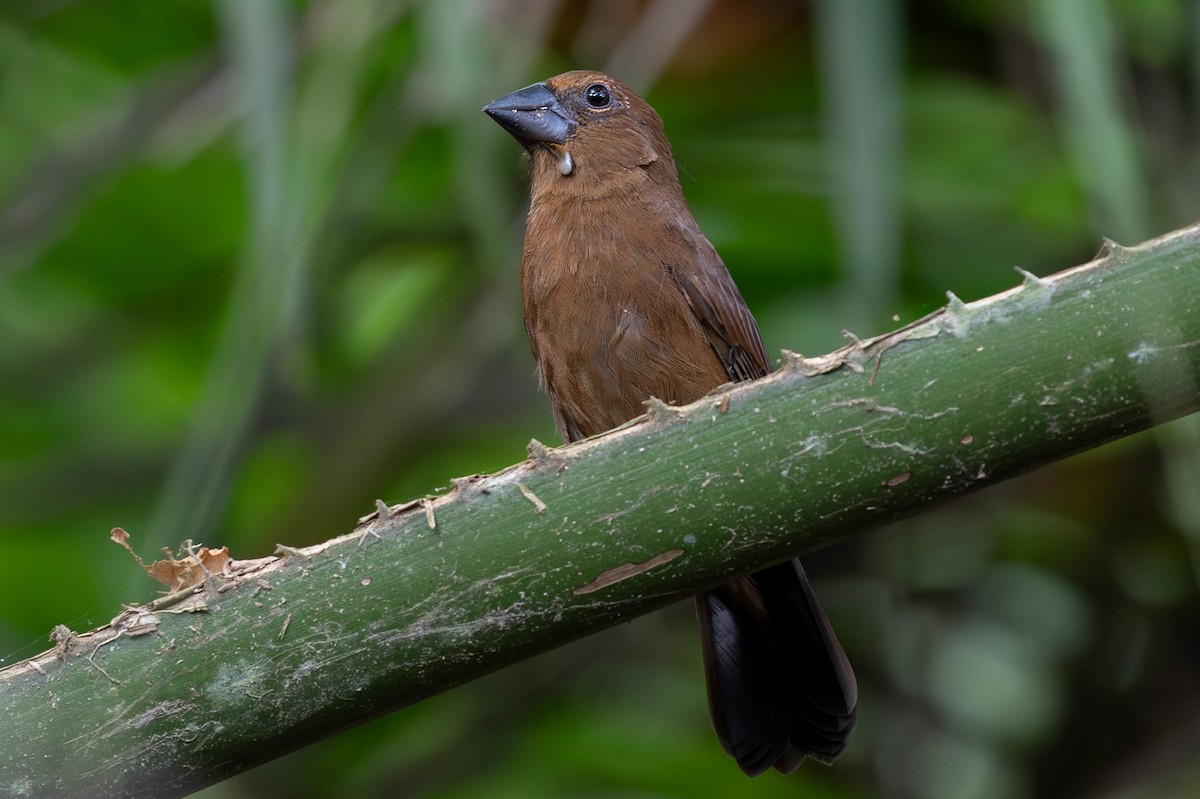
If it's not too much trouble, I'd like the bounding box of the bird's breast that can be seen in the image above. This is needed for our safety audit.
[521,204,729,439]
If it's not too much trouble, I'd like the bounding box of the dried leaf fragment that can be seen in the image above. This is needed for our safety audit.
[111,528,230,591]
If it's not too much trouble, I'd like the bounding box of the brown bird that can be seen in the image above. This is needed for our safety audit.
[484,70,857,775]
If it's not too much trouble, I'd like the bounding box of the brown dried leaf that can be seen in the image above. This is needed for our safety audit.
[148,546,230,591]
[111,528,230,591]
[111,527,148,569]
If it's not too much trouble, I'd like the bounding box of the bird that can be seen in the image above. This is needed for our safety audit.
[483,70,857,776]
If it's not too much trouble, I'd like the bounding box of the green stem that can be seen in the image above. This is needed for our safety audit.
[3,225,1199,799]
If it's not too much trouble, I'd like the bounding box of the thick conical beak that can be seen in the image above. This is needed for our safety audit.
[482,82,575,145]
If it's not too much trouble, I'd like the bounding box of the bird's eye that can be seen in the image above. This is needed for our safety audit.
[584,83,612,108]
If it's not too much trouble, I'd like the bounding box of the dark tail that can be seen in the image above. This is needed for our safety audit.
[696,558,857,775]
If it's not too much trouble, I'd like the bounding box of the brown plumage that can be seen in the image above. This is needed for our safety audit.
[484,70,857,775]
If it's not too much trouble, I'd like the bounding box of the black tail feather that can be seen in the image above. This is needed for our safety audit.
[696,558,857,775]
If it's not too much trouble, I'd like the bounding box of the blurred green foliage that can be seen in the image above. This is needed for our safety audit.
[1,1,1198,797]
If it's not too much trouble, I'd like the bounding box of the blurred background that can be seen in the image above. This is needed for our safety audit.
[1,0,1199,797]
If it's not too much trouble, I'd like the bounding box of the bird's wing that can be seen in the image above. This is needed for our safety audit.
[668,228,771,383]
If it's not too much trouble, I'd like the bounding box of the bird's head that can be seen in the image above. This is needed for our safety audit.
[483,70,676,195]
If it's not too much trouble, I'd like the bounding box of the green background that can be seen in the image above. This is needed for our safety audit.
[2,1,1198,797]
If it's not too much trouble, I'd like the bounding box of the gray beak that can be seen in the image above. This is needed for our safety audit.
[483,82,575,146]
